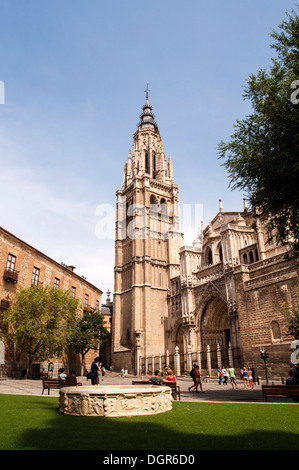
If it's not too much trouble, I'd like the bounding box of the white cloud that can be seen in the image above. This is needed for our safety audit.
[0,162,114,296]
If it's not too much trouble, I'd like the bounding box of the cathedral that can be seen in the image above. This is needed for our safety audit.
[111,91,298,379]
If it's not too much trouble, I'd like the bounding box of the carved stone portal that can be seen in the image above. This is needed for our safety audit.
[59,385,172,417]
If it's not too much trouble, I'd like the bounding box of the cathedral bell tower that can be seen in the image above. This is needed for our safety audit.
[112,89,184,374]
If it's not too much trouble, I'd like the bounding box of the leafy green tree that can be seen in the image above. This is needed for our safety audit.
[0,286,79,378]
[282,301,299,339]
[218,7,299,257]
[68,308,108,373]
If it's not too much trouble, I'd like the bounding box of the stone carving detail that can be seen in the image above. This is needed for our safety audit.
[59,385,172,417]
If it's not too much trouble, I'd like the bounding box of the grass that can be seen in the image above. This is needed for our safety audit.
[0,394,298,450]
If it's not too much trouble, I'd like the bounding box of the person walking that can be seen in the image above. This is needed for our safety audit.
[189,364,197,388]
[228,366,238,389]
[222,367,228,385]
[217,369,222,385]
[90,357,100,385]
[189,365,204,393]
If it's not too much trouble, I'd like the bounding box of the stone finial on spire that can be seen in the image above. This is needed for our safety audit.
[219,199,224,213]
[168,156,173,180]
[144,83,151,103]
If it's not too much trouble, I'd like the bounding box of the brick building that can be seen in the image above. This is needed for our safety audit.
[0,226,103,377]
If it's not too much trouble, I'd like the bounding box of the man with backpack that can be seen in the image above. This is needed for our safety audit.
[188,365,204,393]
[189,363,197,391]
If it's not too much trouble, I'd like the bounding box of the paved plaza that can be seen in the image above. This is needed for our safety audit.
[0,372,291,403]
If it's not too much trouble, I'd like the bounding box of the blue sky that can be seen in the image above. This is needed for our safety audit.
[0,0,296,298]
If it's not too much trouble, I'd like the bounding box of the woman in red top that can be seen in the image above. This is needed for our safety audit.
[165,369,176,382]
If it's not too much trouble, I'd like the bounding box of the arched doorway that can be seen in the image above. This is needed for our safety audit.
[199,297,239,369]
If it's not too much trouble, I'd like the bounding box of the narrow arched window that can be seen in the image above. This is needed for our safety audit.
[270,321,281,342]
[206,247,213,265]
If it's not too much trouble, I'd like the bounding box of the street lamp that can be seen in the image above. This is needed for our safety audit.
[260,348,269,384]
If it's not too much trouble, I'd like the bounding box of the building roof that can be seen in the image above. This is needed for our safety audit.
[0,226,103,294]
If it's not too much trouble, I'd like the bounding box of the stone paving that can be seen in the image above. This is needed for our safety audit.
[0,372,289,403]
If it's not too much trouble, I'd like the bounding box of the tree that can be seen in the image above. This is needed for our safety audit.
[218,7,299,258]
[0,286,79,378]
[282,300,299,340]
[68,308,108,374]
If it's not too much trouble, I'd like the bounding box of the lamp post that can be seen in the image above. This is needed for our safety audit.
[260,348,269,384]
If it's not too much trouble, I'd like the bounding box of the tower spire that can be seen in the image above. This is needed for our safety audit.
[138,85,158,130]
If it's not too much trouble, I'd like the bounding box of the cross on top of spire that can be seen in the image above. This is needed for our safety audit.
[144,83,151,101]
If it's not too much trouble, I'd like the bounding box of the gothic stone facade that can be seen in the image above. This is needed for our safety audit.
[112,95,298,378]
[177,208,298,378]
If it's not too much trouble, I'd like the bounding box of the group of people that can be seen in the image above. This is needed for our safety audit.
[148,367,176,384]
[56,361,299,395]
[89,357,106,385]
[58,367,82,385]
[240,367,255,389]
[147,367,179,399]
[217,366,239,389]
[217,366,255,389]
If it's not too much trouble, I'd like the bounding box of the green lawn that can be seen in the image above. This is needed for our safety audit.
[0,394,298,450]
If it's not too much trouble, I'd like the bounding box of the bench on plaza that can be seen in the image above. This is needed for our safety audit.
[262,385,299,402]
[132,380,181,401]
[42,377,81,395]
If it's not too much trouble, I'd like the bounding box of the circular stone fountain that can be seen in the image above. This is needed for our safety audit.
[59,385,172,417]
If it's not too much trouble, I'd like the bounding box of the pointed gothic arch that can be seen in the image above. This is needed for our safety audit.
[145,152,149,174]
[195,294,242,368]
[205,246,213,265]
[200,297,229,349]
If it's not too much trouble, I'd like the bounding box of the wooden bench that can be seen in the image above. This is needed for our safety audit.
[42,378,81,395]
[132,380,181,401]
[262,385,299,402]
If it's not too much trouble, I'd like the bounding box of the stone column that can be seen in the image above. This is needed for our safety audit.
[207,345,212,376]
[228,342,234,367]
[166,350,169,368]
[174,346,181,377]
[197,346,202,373]
[187,345,192,372]
[217,343,222,369]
